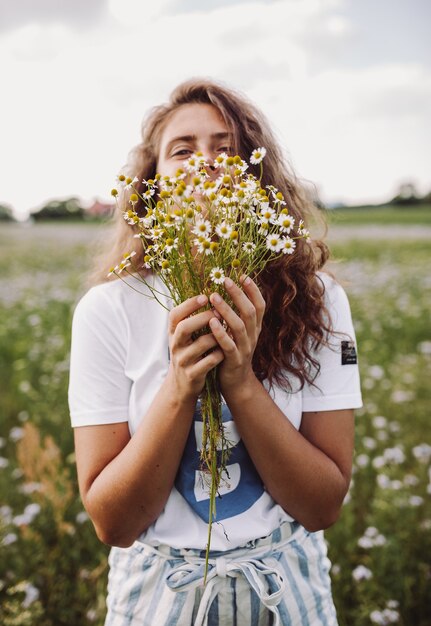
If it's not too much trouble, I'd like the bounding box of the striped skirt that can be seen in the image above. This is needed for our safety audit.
[104,521,338,626]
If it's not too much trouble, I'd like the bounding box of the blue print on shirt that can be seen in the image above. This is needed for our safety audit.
[174,402,264,521]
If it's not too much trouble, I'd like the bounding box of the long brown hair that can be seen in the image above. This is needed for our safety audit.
[91,78,332,390]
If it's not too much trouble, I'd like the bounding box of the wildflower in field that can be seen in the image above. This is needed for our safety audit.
[369,365,384,379]
[391,389,414,403]
[363,436,377,450]
[418,340,431,355]
[76,511,90,523]
[21,582,40,609]
[408,495,424,507]
[355,453,369,468]
[0,505,13,523]
[352,565,373,581]
[372,416,387,429]
[370,607,400,624]
[358,527,386,549]
[9,427,24,442]
[412,443,431,463]
[1,532,17,546]
[403,473,419,486]
[381,446,405,465]
[19,482,42,494]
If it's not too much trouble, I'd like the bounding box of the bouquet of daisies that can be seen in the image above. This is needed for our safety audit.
[108,148,309,578]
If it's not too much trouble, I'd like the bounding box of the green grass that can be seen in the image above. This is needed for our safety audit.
[0,223,430,625]
[327,203,431,225]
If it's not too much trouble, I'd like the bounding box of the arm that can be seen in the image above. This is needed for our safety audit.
[74,294,224,547]
[209,277,354,531]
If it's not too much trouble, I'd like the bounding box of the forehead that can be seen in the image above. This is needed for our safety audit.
[159,103,228,145]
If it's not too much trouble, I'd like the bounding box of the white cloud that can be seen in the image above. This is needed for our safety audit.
[0,0,429,217]
[0,0,106,32]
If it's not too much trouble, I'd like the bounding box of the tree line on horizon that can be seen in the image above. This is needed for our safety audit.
[1,182,430,222]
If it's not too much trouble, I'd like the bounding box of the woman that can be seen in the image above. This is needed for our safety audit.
[69,79,362,625]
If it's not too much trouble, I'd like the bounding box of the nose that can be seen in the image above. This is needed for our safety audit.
[205,155,218,180]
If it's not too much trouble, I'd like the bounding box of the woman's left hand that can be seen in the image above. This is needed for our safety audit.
[208,275,266,393]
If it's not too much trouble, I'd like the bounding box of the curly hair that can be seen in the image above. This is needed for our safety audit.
[91,78,332,390]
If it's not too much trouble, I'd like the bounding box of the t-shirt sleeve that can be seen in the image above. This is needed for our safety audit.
[68,285,131,427]
[301,275,363,412]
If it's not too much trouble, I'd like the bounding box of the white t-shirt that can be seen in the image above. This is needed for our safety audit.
[68,272,362,551]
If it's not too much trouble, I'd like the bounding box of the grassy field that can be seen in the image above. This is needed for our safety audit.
[0,222,430,625]
[326,203,431,226]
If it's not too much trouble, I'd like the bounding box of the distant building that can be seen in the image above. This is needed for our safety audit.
[86,198,115,218]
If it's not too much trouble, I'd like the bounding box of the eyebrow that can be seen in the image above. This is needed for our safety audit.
[165,132,233,156]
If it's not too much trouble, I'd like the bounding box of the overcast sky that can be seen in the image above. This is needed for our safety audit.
[0,0,430,218]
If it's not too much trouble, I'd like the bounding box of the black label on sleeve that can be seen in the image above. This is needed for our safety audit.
[341,340,357,365]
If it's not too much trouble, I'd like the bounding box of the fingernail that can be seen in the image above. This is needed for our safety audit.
[197,295,207,305]
[224,277,233,288]
[211,293,222,304]
[243,276,251,286]
[211,307,222,319]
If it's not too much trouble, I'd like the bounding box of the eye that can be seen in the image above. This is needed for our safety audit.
[173,148,192,157]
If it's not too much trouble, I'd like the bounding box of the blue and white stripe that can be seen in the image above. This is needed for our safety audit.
[105,522,338,626]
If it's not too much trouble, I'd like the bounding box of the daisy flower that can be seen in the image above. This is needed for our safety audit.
[215,221,233,239]
[210,267,225,285]
[242,241,256,254]
[250,147,267,165]
[265,233,282,252]
[192,218,212,237]
[163,238,178,253]
[122,251,136,262]
[125,176,139,189]
[258,206,277,224]
[142,188,155,199]
[278,214,295,233]
[280,237,296,254]
[298,219,311,240]
[184,153,209,173]
[213,152,229,168]
[117,260,131,274]
[194,237,212,255]
[143,253,155,269]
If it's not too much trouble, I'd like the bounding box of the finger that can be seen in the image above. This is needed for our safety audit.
[168,294,208,334]
[209,292,248,350]
[208,317,238,357]
[174,310,217,346]
[177,332,220,366]
[223,276,258,334]
[239,275,266,328]
[188,348,225,379]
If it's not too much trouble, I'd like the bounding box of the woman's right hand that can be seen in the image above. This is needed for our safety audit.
[166,294,224,400]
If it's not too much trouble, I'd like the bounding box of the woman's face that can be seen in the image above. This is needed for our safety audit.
[156,103,234,177]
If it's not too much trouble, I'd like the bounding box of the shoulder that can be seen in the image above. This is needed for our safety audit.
[73,274,169,323]
[317,271,353,327]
